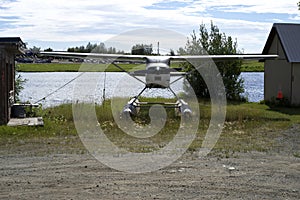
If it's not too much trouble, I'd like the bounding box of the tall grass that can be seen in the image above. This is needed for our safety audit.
[1,99,299,156]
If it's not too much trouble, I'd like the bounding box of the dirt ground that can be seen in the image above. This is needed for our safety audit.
[0,125,299,199]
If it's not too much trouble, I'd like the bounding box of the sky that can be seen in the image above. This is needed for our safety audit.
[0,0,299,53]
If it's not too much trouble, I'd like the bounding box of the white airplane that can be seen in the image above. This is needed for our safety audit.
[41,51,278,117]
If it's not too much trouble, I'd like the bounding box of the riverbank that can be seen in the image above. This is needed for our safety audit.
[241,60,264,72]
[16,60,264,72]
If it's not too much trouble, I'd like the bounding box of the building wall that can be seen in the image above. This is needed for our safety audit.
[267,34,286,59]
[265,60,292,102]
[264,34,292,101]
[0,48,15,125]
[292,63,300,105]
[0,50,8,125]
[263,31,300,105]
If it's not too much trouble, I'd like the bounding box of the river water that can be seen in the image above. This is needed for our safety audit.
[19,72,263,107]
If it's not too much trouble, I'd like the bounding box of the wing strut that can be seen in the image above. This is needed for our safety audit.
[170,61,212,86]
[111,62,146,85]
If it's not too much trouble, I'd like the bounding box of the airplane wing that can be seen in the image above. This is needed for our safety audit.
[40,51,148,61]
[40,51,278,61]
[128,70,186,77]
[170,54,278,61]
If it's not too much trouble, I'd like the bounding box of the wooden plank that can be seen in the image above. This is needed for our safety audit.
[7,117,44,127]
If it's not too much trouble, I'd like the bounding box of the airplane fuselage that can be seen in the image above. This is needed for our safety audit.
[145,57,171,88]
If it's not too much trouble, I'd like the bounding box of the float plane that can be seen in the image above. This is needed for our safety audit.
[40,51,277,117]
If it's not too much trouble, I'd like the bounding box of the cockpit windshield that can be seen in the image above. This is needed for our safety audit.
[148,66,170,74]
[146,57,170,65]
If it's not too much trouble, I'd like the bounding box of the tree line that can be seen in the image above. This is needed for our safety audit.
[67,42,125,54]
[67,42,154,55]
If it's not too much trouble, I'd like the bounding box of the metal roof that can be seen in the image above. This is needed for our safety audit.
[0,37,25,54]
[0,37,23,44]
[263,23,300,63]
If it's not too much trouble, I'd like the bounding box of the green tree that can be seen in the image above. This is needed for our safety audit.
[180,22,244,101]
[43,47,53,52]
[30,46,41,56]
[298,1,300,10]
[86,42,97,53]
[131,44,153,55]
[67,42,124,54]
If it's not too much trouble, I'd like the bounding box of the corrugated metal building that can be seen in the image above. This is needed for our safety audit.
[0,37,25,125]
[263,23,300,105]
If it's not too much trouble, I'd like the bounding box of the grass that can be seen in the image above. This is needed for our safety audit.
[210,103,299,157]
[16,63,145,72]
[17,63,181,72]
[1,99,299,157]
[241,60,264,72]
[17,61,263,72]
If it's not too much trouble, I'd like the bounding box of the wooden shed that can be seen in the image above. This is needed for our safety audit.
[263,23,300,105]
[0,37,25,125]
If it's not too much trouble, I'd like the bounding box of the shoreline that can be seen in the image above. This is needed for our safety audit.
[16,61,264,73]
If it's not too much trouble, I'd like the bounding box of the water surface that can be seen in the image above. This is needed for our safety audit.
[19,72,264,107]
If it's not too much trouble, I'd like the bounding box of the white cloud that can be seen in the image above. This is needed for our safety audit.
[187,0,299,14]
[0,0,298,52]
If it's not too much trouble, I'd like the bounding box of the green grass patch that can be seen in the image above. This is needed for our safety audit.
[17,63,182,73]
[241,60,264,72]
[17,63,81,72]
[17,61,264,72]
[17,63,145,72]
[210,103,299,156]
[1,100,299,156]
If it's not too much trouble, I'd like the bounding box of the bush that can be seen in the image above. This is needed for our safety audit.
[179,22,244,101]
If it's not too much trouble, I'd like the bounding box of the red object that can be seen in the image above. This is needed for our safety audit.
[277,90,283,100]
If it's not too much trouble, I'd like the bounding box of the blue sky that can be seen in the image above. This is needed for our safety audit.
[0,0,299,53]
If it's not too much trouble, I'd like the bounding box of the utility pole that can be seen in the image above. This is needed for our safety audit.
[157,42,160,55]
